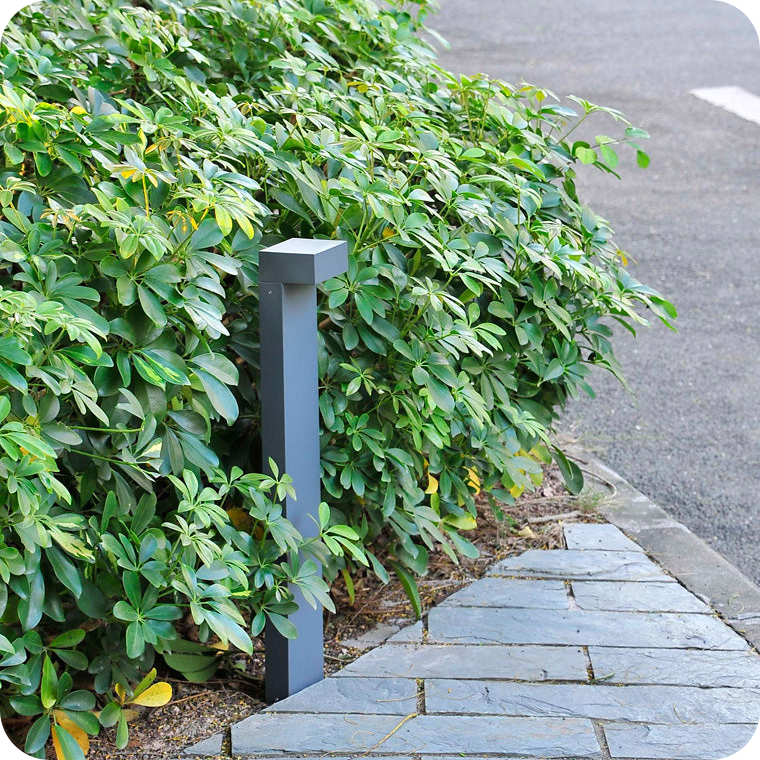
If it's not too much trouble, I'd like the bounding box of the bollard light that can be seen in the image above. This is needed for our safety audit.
[258,238,348,702]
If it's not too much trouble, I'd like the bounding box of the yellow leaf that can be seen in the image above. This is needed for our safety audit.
[70,106,87,115]
[114,683,126,703]
[509,484,524,499]
[209,641,229,651]
[424,474,438,495]
[120,168,137,180]
[516,525,536,538]
[226,507,251,531]
[382,227,395,238]
[617,249,628,266]
[52,713,90,756]
[122,708,139,722]
[130,681,172,707]
[465,466,481,494]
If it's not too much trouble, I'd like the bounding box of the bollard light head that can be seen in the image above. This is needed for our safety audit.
[259,239,348,285]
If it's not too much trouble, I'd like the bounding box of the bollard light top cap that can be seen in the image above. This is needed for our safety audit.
[260,238,348,285]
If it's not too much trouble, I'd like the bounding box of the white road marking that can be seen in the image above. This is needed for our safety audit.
[690,85,760,125]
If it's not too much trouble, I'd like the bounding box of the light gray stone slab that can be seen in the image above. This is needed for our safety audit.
[388,619,423,642]
[440,578,569,609]
[184,732,223,756]
[564,523,643,552]
[232,713,404,754]
[603,722,758,759]
[572,580,710,613]
[334,643,588,681]
[381,715,601,757]
[266,676,417,714]
[232,713,601,756]
[588,646,760,687]
[489,549,672,582]
[340,622,401,650]
[427,606,750,649]
[425,679,760,724]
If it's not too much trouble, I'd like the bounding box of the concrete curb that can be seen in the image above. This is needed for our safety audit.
[568,445,760,650]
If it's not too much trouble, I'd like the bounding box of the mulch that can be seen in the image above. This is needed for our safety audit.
[15,466,607,759]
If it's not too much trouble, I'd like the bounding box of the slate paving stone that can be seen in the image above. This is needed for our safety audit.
[427,606,750,649]
[425,679,760,724]
[571,580,710,613]
[381,715,601,757]
[388,620,423,642]
[588,646,760,687]
[489,549,672,581]
[602,722,758,759]
[183,732,222,756]
[266,676,417,714]
[232,713,601,757]
[439,578,569,609]
[192,517,760,760]
[232,713,404,754]
[564,523,643,552]
[334,643,588,681]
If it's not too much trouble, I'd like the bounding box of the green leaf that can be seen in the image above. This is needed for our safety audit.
[137,285,167,327]
[389,560,422,620]
[190,353,238,385]
[49,629,85,650]
[552,447,584,495]
[575,146,597,165]
[25,714,51,753]
[52,724,87,760]
[99,701,121,728]
[0,396,10,423]
[194,369,239,425]
[47,547,82,597]
[268,612,298,639]
[116,712,129,749]
[0,358,27,392]
[41,655,59,709]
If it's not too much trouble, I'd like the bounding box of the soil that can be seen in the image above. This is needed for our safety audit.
[14,466,607,759]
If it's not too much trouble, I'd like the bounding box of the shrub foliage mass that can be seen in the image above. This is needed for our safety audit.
[0,0,674,755]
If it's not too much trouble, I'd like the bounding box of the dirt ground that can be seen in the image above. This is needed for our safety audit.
[19,465,611,759]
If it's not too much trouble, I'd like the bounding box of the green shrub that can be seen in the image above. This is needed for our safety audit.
[0,0,674,755]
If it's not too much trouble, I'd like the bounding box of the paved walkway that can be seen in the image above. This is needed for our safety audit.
[189,524,760,759]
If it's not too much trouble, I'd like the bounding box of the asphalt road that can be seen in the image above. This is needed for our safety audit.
[432,0,760,581]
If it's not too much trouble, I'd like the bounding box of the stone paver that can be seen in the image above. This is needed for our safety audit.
[427,606,749,649]
[588,646,760,687]
[185,733,222,756]
[425,679,760,724]
[334,643,588,681]
[571,580,710,613]
[266,676,416,714]
[439,578,569,609]
[603,723,757,759]
[231,713,601,757]
[564,523,643,552]
[191,519,760,760]
[489,549,672,581]
[387,619,423,642]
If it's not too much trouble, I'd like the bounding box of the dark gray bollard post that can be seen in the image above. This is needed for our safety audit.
[259,238,348,702]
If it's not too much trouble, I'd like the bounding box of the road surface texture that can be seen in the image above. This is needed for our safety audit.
[431,0,760,582]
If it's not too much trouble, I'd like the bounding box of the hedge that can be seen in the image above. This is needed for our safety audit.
[0,0,674,756]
